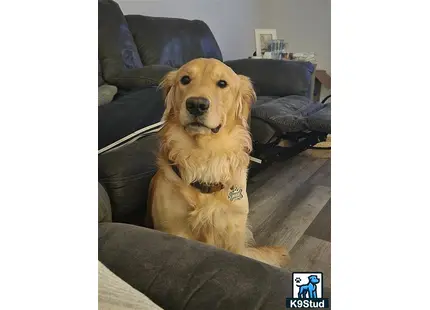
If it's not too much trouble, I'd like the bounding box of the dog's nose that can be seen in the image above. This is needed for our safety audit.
[186,97,210,117]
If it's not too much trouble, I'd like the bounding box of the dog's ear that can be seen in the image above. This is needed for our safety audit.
[159,70,178,121]
[236,75,256,126]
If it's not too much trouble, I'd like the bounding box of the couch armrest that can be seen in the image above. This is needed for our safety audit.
[99,222,293,310]
[104,65,174,90]
[98,134,159,225]
[98,182,112,223]
[225,59,315,98]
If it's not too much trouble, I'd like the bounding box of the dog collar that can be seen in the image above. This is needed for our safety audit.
[169,161,224,194]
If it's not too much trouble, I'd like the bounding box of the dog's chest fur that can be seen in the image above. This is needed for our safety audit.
[178,152,248,186]
[187,189,248,251]
[162,124,251,185]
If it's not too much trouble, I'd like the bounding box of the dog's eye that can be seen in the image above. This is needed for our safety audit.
[217,80,228,88]
[180,75,191,85]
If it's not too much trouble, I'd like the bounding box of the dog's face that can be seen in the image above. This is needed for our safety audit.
[160,58,256,136]
[308,275,320,284]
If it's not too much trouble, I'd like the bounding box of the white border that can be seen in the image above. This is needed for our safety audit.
[2,1,430,309]
[254,28,277,57]
[333,0,430,309]
[1,0,96,309]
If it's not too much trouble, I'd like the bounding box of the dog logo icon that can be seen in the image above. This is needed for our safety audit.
[286,272,329,308]
[295,274,320,298]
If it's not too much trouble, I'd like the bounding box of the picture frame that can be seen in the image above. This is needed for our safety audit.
[254,29,277,57]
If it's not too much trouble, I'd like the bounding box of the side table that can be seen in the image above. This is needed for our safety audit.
[313,70,331,102]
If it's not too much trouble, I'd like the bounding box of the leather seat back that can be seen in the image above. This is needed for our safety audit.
[126,15,223,68]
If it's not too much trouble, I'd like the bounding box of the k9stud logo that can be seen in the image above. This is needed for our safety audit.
[286,272,329,309]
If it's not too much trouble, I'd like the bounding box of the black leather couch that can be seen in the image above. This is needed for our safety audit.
[98,1,331,309]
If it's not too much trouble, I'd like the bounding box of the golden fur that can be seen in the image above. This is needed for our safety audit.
[147,58,289,268]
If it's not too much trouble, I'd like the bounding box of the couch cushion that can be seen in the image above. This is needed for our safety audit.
[251,95,328,133]
[255,96,279,106]
[126,15,223,68]
[308,102,331,133]
[98,0,143,81]
[98,134,159,225]
[98,87,164,150]
[104,65,174,91]
[225,59,315,97]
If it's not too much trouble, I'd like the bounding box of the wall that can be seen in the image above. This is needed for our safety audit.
[261,0,331,73]
[116,0,330,72]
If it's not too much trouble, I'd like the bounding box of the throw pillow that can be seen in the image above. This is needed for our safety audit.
[98,84,118,106]
[98,261,163,309]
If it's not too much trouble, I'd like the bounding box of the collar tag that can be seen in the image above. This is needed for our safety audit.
[228,186,243,201]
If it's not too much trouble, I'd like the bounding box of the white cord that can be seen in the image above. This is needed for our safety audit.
[100,128,163,155]
[98,121,165,155]
[250,156,262,164]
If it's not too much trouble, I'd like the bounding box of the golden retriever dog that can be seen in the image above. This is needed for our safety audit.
[147,58,289,268]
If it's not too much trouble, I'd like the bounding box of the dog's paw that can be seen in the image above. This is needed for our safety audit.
[243,245,290,268]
